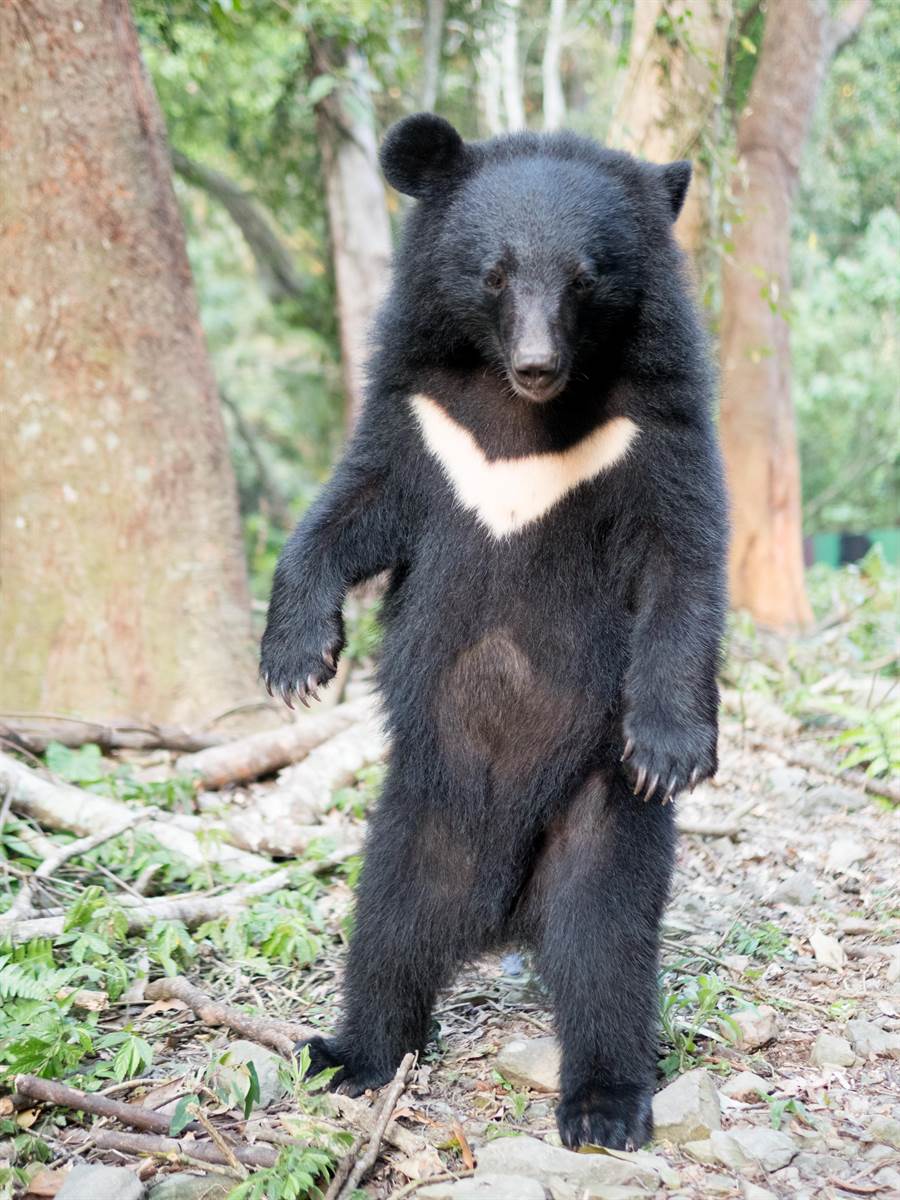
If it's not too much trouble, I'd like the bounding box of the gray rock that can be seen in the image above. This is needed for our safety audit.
[810,1031,855,1069]
[723,1005,779,1051]
[57,1165,144,1200]
[682,1138,716,1164]
[475,1135,658,1188]
[148,1176,232,1200]
[794,1152,851,1180]
[826,837,869,873]
[867,1115,900,1149]
[874,1166,900,1191]
[847,1019,900,1060]
[212,1039,288,1109]
[419,1175,545,1200]
[495,1036,561,1092]
[767,766,807,796]
[548,1183,652,1200]
[772,872,819,907]
[721,1071,773,1101]
[711,1125,797,1173]
[743,1184,778,1200]
[652,1069,721,1144]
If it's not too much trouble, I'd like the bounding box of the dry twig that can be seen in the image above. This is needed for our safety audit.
[60,1126,278,1169]
[14,1074,188,1136]
[0,714,228,755]
[327,1052,416,1200]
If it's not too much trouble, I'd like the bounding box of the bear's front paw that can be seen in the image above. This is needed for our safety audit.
[620,714,716,804]
[295,1036,395,1097]
[259,614,343,709]
[557,1080,653,1151]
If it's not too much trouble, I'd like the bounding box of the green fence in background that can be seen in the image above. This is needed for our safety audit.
[808,530,900,568]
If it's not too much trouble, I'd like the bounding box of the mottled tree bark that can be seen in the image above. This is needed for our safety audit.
[720,0,866,628]
[310,39,392,428]
[610,0,733,258]
[421,0,446,111]
[542,0,567,131]
[0,0,256,722]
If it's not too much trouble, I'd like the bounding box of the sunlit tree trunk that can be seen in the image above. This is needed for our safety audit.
[421,0,446,111]
[500,0,526,130]
[720,0,866,628]
[609,0,733,258]
[310,40,392,428]
[542,0,567,130]
[0,0,257,723]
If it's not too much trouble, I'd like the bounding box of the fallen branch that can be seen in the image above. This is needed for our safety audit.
[7,807,156,921]
[176,696,375,789]
[751,740,900,805]
[14,1074,187,1136]
[61,1126,278,1169]
[0,750,270,873]
[144,975,314,1054]
[327,1052,416,1200]
[391,1171,476,1200]
[0,715,227,755]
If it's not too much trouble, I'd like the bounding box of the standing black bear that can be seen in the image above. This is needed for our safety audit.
[261,114,727,1151]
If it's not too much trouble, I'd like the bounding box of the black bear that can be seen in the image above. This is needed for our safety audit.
[260,113,727,1152]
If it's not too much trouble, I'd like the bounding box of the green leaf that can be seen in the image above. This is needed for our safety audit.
[307,74,337,106]
[739,36,757,55]
[243,1060,261,1118]
[169,1093,200,1136]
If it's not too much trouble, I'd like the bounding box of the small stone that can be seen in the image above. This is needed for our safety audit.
[874,1166,900,1191]
[847,1018,900,1060]
[826,837,869,873]
[767,766,807,796]
[475,1136,659,1188]
[57,1166,144,1200]
[211,1040,287,1109]
[495,1036,560,1092]
[867,1115,900,1149]
[721,1071,773,1101]
[652,1069,721,1144]
[722,1005,779,1051]
[794,1152,850,1180]
[743,1184,778,1200]
[713,1125,797,1173]
[810,1031,855,1069]
[704,1173,741,1195]
[683,1138,716,1163]
[810,929,845,971]
[148,1176,231,1200]
[419,1175,545,1200]
[772,872,819,907]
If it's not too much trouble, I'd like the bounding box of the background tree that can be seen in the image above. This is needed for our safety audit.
[0,0,257,722]
[719,0,869,628]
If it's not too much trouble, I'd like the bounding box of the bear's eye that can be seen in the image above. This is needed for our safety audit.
[483,267,506,293]
[571,271,594,295]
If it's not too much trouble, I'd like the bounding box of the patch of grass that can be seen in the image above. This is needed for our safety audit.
[727,921,790,962]
[658,969,741,1078]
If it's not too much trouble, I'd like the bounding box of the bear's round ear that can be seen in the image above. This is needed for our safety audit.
[380,113,468,199]
[658,160,692,220]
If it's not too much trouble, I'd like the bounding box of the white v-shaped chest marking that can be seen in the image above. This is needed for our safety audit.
[410,393,639,537]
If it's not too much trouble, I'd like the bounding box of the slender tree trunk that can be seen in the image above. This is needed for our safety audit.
[500,0,526,130]
[421,0,446,111]
[609,0,733,258]
[720,0,866,628]
[0,0,256,723]
[478,35,505,135]
[542,0,567,130]
[310,40,392,428]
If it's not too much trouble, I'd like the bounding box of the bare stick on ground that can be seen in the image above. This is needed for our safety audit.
[326,1052,416,1200]
[60,1126,278,1169]
[14,1074,188,1136]
[0,715,230,755]
[144,975,315,1054]
[176,695,375,789]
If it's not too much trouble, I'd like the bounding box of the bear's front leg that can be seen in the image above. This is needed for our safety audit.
[536,773,676,1150]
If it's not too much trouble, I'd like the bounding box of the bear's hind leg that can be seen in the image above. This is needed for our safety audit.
[533,770,675,1151]
[302,782,496,1095]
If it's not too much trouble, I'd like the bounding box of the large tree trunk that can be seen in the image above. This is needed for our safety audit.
[719,0,865,628]
[421,0,446,111]
[542,0,567,131]
[609,0,733,258]
[310,40,392,429]
[0,0,256,723]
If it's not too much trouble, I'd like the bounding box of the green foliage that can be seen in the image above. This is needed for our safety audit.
[329,762,386,820]
[44,740,197,812]
[659,969,740,1078]
[727,922,789,962]
[225,1144,336,1200]
[198,880,323,970]
[824,697,900,781]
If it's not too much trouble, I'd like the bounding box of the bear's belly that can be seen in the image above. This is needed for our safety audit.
[436,628,579,778]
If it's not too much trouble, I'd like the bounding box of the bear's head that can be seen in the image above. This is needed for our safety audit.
[380,113,691,404]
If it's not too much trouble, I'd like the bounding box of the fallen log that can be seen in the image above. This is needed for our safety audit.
[144,975,314,1054]
[0,715,228,755]
[14,1074,187,1136]
[0,751,269,873]
[60,1126,278,1169]
[176,695,375,789]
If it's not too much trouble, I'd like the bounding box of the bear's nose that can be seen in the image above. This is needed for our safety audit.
[511,348,560,382]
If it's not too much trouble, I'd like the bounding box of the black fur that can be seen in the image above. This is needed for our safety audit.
[260,115,728,1151]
